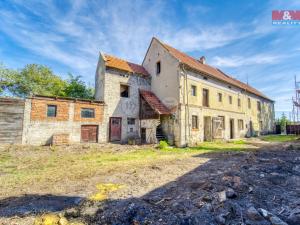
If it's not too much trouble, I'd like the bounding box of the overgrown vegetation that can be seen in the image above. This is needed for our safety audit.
[0,141,257,197]
[0,63,94,99]
[158,140,169,149]
[260,134,300,142]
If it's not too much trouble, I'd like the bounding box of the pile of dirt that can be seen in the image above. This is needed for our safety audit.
[69,146,300,225]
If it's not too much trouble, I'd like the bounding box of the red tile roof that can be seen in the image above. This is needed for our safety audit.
[156,39,272,101]
[104,54,149,76]
[140,90,171,115]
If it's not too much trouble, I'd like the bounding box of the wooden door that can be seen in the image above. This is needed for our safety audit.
[81,125,98,143]
[230,119,235,139]
[204,116,212,141]
[110,117,122,141]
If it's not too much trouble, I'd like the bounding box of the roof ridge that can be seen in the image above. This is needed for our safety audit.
[155,38,272,101]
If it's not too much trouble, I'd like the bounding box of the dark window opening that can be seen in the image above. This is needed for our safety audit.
[202,88,209,107]
[218,93,222,102]
[81,108,95,118]
[238,98,241,107]
[248,98,251,109]
[127,118,135,125]
[192,115,198,129]
[191,85,197,96]
[120,84,129,97]
[257,101,261,111]
[156,61,161,74]
[229,96,232,104]
[47,105,57,117]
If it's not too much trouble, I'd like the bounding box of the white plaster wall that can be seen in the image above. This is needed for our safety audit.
[142,38,180,109]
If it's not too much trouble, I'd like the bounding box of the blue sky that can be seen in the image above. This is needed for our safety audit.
[0,0,300,118]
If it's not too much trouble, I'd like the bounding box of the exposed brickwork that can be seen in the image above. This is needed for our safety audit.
[73,102,104,122]
[52,133,69,145]
[31,99,70,121]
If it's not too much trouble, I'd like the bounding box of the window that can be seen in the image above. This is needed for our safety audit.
[47,105,57,117]
[81,108,95,118]
[156,61,161,74]
[120,84,129,98]
[238,119,244,130]
[202,89,209,107]
[127,118,135,125]
[257,101,261,112]
[191,85,197,96]
[218,116,225,130]
[229,96,232,104]
[192,115,198,129]
[248,98,251,109]
[238,98,241,107]
[218,93,222,102]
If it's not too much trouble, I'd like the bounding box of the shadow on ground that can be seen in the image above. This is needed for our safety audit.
[78,146,300,225]
[0,194,83,217]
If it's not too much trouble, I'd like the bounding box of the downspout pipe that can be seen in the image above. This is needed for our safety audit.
[181,64,190,147]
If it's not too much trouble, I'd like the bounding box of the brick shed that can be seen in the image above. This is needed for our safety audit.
[20,95,107,145]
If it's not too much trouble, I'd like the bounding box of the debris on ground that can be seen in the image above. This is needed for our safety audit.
[74,147,300,225]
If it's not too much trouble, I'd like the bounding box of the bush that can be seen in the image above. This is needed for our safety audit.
[158,140,169,149]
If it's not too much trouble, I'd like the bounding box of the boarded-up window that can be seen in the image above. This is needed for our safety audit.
[120,84,129,98]
[238,119,244,130]
[229,96,232,104]
[203,89,209,107]
[47,105,57,117]
[257,101,261,111]
[218,93,222,102]
[191,85,197,96]
[218,116,225,130]
[81,108,95,118]
[192,115,198,129]
[248,98,251,109]
[238,98,241,107]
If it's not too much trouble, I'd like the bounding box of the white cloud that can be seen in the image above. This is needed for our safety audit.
[211,54,285,67]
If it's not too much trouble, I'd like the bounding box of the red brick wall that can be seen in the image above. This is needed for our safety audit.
[74,102,104,122]
[31,99,70,121]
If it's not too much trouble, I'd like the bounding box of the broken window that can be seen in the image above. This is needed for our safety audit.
[127,118,135,125]
[192,115,198,129]
[120,84,129,98]
[229,96,232,104]
[191,85,197,96]
[156,61,161,74]
[238,119,244,130]
[47,105,57,117]
[218,93,222,102]
[81,108,95,118]
[257,101,261,112]
[202,89,209,107]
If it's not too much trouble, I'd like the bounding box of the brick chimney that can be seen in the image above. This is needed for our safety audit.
[199,56,206,64]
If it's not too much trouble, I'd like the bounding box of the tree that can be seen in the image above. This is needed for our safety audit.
[63,74,94,99]
[0,64,95,99]
[0,64,66,97]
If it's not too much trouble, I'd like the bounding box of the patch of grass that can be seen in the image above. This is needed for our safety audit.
[187,141,253,152]
[260,135,300,142]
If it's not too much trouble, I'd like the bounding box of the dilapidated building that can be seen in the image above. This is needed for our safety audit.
[95,37,275,147]
[0,37,275,146]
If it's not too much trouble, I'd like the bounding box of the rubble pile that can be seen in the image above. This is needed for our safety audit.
[75,148,300,225]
